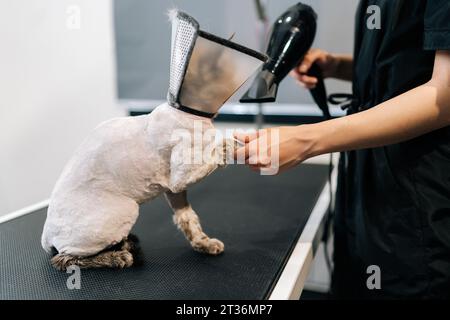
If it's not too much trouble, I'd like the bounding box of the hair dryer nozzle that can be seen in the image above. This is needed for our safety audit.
[239,70,278,103]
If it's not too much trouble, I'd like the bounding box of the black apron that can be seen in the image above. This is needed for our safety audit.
[332,0,450,299]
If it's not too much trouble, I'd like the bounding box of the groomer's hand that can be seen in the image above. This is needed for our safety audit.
[289,49,339,89]
[233,126,318,174]
[290,49,353,88]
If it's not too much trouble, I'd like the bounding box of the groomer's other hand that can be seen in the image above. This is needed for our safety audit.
[289,48,339,89]
[233,126,318,174]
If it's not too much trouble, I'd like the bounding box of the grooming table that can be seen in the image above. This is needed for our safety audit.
[0,164,331,300]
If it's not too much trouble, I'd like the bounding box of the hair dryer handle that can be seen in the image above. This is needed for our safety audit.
[307,63,331,120]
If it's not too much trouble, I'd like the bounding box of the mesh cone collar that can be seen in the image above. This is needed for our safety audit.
[167,10,267,118]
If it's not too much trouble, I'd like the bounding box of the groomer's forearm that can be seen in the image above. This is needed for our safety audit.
[333,54,353,81]
[306,80,450,157]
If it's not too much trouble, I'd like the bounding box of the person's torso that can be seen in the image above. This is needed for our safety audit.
[335,0,450,298]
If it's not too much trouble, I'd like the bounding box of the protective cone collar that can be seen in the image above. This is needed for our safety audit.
[167,10,267,118]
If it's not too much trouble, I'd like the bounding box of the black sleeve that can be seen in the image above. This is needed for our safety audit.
[423,0,450,50]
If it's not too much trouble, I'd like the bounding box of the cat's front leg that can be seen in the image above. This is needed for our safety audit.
[165,191,224,255]
[214,138,241,168]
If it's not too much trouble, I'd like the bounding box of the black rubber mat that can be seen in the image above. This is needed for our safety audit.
[0,164,328,300]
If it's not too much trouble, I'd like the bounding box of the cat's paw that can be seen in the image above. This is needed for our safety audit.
[223,139,238,166]
[192,237,224,255]
[112,250,134,268]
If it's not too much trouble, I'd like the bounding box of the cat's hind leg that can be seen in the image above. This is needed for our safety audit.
[51,250,133,271]
[50,236,139,271]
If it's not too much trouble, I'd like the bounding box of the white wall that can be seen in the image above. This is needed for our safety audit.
[0,0,124,216]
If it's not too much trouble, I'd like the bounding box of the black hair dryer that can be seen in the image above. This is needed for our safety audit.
[240,2,330,119]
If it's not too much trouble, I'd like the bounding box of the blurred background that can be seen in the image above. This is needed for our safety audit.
[0,0,358,297]
[115,0,355,104]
